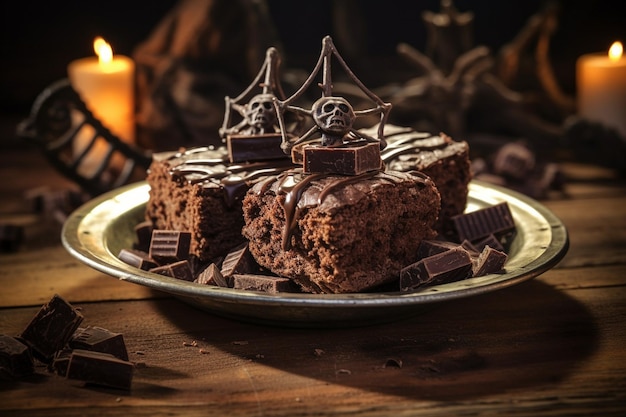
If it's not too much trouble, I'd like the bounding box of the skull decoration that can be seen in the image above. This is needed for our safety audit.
[312,97,355,144]
[244,93,277,134]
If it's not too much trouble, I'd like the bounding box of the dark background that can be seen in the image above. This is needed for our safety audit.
[1,0,625,138]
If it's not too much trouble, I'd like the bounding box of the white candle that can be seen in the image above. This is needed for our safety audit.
[577,41,626,138]
[67,37,135,175]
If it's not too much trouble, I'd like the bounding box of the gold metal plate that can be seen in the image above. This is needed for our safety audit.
[62,180,568,327]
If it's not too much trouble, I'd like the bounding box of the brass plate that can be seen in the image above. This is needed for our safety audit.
[62,181,568,327]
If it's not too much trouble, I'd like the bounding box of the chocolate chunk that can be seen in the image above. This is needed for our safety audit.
[19,294,84,362]
[149,260,194,281]
[492,141,535,180]
[149,230,191,264]
[50,347,73,376]
[302,142,382,175]
[472,234,504,252]
[452,202,516,242]
[232,274,300,293]
[472,245,508,277]
[0,335,34,380]
[400,247,473,291]
[118,248,158,271]
[221,243,259,277]
[133,221,153,252]
[70,326,129,361]
[0,224,24,253]
[66,349,133,390]
[195,263,229,287]
[416,239,458,259]
[227,133,289,163]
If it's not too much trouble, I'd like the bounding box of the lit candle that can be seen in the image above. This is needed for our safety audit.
[577,41,626,137]
[67,37,135,175]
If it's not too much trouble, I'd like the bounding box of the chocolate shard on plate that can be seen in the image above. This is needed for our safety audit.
[19,294,84,362]
[66,349,133,390]
[451,202,516,242]
[472,233,504,252]
[416,239,458,259]
[220,243,259,277]
[118,248,158,271]
[149,260,194,281]
[70,326,129,361]
[195,263,229,287]
[0,334,34,380]
[133,220,154,252]
[400,247,473,291]
[302,142,382,175]
[227,133,289,163]
[472,245,508,277]
[149,230,191,264]
[232,274,300,293]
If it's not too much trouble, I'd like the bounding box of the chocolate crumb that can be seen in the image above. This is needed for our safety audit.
[384,358,403,368]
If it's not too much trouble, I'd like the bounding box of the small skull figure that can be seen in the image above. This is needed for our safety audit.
[244,93,278,135]
[312,96,356,146]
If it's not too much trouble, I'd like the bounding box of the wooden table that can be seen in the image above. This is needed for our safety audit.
[1,145,625,416]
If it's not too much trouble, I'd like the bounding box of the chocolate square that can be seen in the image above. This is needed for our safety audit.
[302,142,382,175]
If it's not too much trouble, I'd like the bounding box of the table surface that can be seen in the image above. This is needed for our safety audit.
[1,145,625,417]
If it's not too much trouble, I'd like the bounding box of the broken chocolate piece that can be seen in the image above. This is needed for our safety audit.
[416,239,458,259]
[220,243,259,277]
[19,294,84,362]
[452,202,515,242]
[400,247,473,291]
[0,224,24,253]
[50,347,73,376]
[472,234,504,252]
[149,230,191,264]
[0,335,34,380]
[118,248,158,271]
[232,274,300,293]
[133,221,153,252]
[149,260,194,281]
[492,141,535,180]
[227,133,289,163]
[66,349,133,390]
[195,263,229,287]
[472,245,508,277]
[70,326,129,361]
[302,142,382,175]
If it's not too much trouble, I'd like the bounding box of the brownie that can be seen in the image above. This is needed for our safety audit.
[145,146,294,262]
[241,170,441,294]
[373,124,471,232]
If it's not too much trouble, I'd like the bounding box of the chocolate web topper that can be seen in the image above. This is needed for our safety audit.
[277,36,392,153]
[219,47,295,139]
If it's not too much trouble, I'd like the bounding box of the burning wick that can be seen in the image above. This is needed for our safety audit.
[608,41,623,62]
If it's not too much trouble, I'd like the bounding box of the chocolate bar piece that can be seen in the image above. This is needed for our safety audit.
[66,349,133,390]
[149,230,191,264]
[20,294,84,362]
[133,221,154,252]
[400,247,473,291]
[302,142,382,175]
[227,133,289,163]
[0,224,24,253]
[416,239,458,259]
[221,243,259,277]
[50,347,73,376]
[118,248,158,271]
[70,326,129,361]
[0,335,34,380]
[472,234,504,252]
[195,263,229,287]
[232,274,300,293]
[472,246,508,277]
[149,260,194,281]
[452,202,516,242]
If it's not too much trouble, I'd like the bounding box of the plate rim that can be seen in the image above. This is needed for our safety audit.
[61,180,569,310]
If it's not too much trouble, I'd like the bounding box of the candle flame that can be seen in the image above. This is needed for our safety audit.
[93,37,113,65]
[608,41,623,61]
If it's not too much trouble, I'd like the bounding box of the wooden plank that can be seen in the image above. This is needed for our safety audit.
[1,271,625,416]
